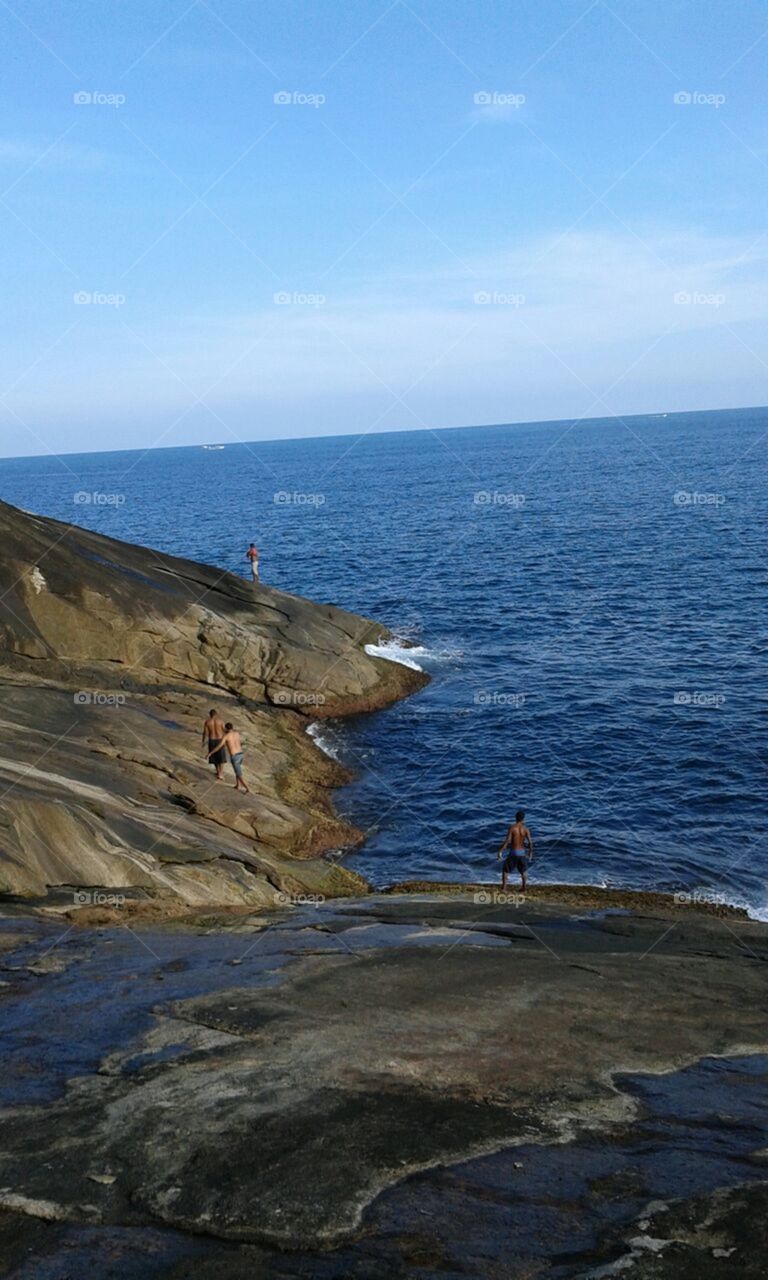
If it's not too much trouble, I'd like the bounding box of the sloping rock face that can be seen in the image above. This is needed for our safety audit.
[0,500,427,908]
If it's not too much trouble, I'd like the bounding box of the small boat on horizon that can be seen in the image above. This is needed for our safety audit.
[201,444,226,451]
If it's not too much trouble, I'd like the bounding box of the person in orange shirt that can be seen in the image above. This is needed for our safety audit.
[245,542,259,582]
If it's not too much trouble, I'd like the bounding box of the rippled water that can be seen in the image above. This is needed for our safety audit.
[1,407,766,914]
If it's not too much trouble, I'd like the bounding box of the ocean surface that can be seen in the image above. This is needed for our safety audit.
[1,407,766,917]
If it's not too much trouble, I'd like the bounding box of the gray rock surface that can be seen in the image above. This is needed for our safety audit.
[0,500,427,908]
[0,890,764,1275]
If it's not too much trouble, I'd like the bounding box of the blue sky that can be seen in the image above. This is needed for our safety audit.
[1,0,767,457]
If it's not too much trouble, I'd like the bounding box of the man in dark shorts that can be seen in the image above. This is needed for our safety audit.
[202,709,226,781]
[498,809,534,891]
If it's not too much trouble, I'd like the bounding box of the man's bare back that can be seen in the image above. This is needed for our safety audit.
[221,729,242,755]
[203,713,225,740]
[202,711,227,779]
[216,724,249,792]
[498,810,533,890]
[507,820,531,853]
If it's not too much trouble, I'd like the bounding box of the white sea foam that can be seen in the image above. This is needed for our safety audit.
[365,636,464,670]
[364,640,425,670]
[306,721,343,761]
[744,900,768,923]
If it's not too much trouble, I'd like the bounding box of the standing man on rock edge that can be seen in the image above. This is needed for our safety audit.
[245,542,259,582]
[498,809,534,891]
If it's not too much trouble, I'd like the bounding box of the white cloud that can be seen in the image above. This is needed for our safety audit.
[164,225,767,391]
[0,138,109,171]
[2,225,767,452]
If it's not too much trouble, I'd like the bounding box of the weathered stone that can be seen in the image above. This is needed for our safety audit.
[0,893,764,1258]
[0,500,427,908]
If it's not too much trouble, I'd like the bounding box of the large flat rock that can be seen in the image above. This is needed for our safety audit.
[0,891,764,1273]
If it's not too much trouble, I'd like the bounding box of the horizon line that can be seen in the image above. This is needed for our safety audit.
[0,401,765,466]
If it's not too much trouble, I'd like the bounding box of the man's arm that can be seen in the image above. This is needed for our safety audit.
[525,827,534,861]
[497,826,511,859]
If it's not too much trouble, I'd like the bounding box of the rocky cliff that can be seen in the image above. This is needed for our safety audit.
[0,501,427,911]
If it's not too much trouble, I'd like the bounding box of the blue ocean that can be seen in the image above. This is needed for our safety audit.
[2,407,765,917]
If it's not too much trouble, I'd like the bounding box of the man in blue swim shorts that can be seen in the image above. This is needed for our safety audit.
[210,722,250,794]
[498,809,534,891]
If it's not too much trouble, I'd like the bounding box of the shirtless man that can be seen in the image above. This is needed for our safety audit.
[245,543,259,582]
[211,722,250,793]
[202,709,226,780]
[498,809,534,891]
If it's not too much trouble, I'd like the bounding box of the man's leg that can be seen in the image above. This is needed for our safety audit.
[233,757,249,793]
